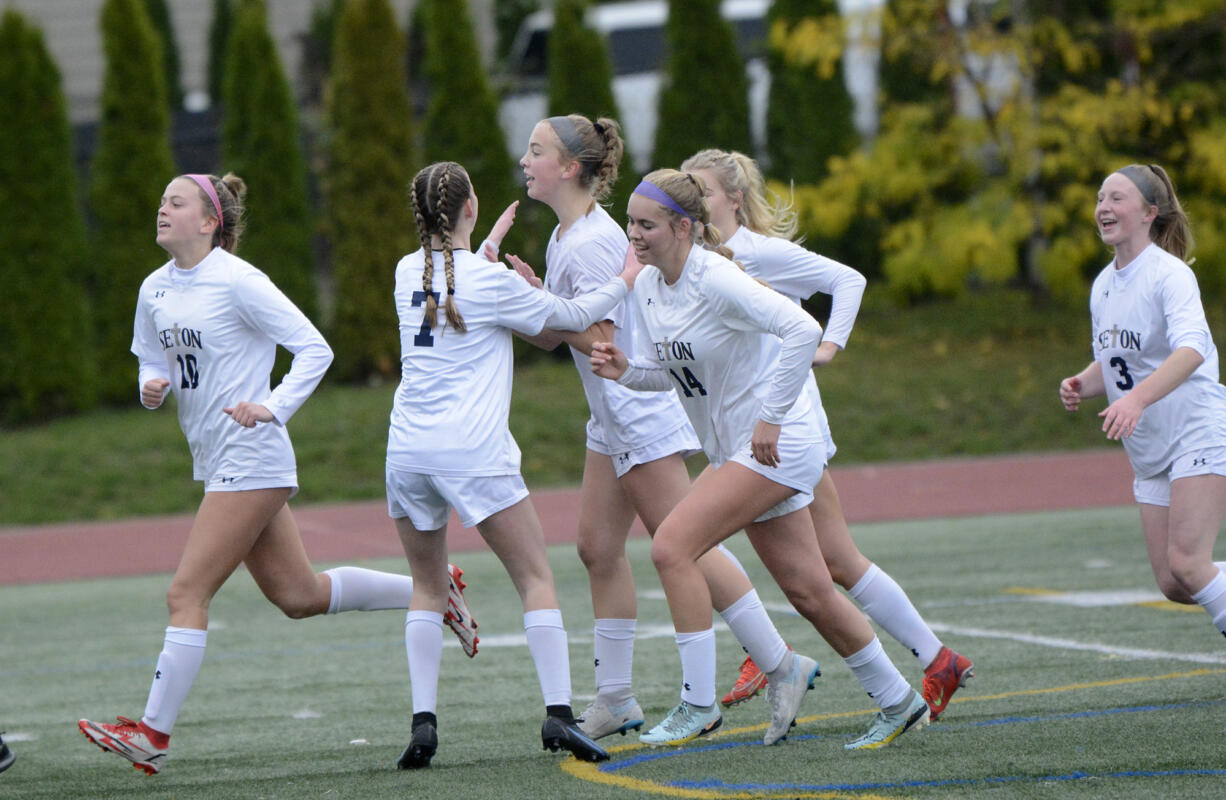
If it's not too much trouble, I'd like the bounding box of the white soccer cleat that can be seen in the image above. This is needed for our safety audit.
[639,700,722,746]
[844,690,929,750]
[78,716,169,775]
[445,564,479,657]
[763,653,820,745]
[577,696,645,739]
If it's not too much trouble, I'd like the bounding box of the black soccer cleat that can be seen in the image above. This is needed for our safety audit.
[0,732,14,774]
[396,721,437,769]
[541,715,610,762]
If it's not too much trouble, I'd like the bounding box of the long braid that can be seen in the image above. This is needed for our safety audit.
[410,169,436,329]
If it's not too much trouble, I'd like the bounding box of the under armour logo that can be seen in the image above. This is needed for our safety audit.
[217,476,236,484]
[683,682,691,692]
[646,298,655,305]
[155,670,162,679]
[1193,457,1208,467]
[154,290,167,299]
[593,658,600,667]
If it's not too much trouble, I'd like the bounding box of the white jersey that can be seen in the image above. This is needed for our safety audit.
[1089,243,1226,478]
[544,205,695,453]
[726,226,867,460]
[618,245,824,466]
[131,247,332,483]
[387,248,628,476]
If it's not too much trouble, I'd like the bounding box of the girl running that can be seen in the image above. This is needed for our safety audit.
[78,173,476,776]
[591,170,929,751]
[682,149,974,720]
[509,115,815,747]
[1060,163,1226,640]
[388,161,642,768]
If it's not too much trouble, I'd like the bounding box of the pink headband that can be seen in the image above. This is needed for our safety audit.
[185,174,223,232]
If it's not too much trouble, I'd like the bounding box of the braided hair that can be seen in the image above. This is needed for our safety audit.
[409,162,468,333]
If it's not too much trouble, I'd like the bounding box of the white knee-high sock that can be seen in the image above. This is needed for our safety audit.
[593,618,636,700]
[843,636,912,711]
[1191,572,1226,638]
[142,626,207,736]
[524,609,571,707]
[849,563,943,668]
[676,628,717,708]
[405,611,444,714]
[718,590,788,674]
[324,567,415,613]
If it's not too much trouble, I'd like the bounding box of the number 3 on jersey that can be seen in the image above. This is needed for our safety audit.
[1109,356,1134,391]
[669,366,707,397]
[411,290,440,347]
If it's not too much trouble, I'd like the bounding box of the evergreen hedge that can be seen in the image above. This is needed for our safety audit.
[87,0,177,404]
[221,0,317,320]
[765,0,856,182]
[324,0,416,381]
[145,0,183,109]
[0,11,96,424]
[207,0,233,105]
[653,0,753,169]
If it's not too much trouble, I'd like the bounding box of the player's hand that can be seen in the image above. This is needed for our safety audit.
[141,378,170,409]
[223,401,274,428]
[618,245,645,289]
[750,420,782,467]
[1099,394,1144,440]
[1059,376,1082,411]
[507,253,543,288]
[812,341,840,368]
[590,341,628,380]
[482,201,519,261]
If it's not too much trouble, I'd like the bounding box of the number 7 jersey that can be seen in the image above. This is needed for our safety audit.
[1089,242,1226,478]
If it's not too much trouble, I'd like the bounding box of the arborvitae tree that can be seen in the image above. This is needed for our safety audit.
[299,0,343,109]
[418,0,517,223]
[324,0,416,380]
[0,10,96,422]
[221,0,316,319]
[145,0,183,109]
[88,0,177,403]
[653,0,752,169]
[547,0,638,215]
[765,0,856,182]
[207,0,233,105]
[494,0,539,64]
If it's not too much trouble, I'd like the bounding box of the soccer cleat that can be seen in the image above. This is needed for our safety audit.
[541,715,610,762]
[763,653,820,745]
[445,564,479,658]
[721,655,768,707]
[922,646,974,721]
[78,716,169,775]
[844,690,929,750]
[396,721,438,769]
[577,696,645,739]
[0,732,14,774]
[639,701,722,746]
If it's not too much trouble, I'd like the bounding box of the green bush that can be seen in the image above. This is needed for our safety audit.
[323,0,416,381]
[765,0,856,182]
[0,10,96,424]
[653,0,752,169]
[87,0,177,404]
[221,0,317,320]
[144,0,183,109]
[206,0,233,105]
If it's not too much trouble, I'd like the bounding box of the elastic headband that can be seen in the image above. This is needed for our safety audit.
[633,180,695,221]
[1117,165,1157,207]
[546,115,586,156]
[185,174,223,232]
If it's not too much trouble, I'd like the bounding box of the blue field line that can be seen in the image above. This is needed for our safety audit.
[601,698,1226,774]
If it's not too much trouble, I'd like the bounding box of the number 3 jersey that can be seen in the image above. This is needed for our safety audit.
[1089,242,1226,478]
[131,247,333,483]
[619,246,824,467]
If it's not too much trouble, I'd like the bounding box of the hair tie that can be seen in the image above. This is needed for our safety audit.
[1117,165,1157,207]
[447,287,455,295]
[633,180,695,221]
[185,174,223,232]
[546,115,586,156]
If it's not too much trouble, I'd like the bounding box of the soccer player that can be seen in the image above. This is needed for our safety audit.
[591,170,929,750]
[502,114,816,747]
[78,173,477,776]
[1060,163,1226,639]
[682,149,974,720]
[388,161,643,768]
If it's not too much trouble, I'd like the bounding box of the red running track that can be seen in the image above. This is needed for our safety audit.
[0,450,1134,586]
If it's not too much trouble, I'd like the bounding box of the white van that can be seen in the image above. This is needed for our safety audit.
[498,0,770,173]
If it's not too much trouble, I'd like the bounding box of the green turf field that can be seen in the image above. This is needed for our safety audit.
[3,506,1224,799]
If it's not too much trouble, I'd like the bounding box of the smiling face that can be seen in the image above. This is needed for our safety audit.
[1096,172,1156,253]
[626,192,689,271]
[156,177,216,251]
[520,121,574,203]
[687,167,739,234]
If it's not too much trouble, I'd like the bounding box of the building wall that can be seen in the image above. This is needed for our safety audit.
[9,0,493,123]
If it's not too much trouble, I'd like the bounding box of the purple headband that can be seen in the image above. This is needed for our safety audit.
[185,174,223,232]
[633,180,694,221]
